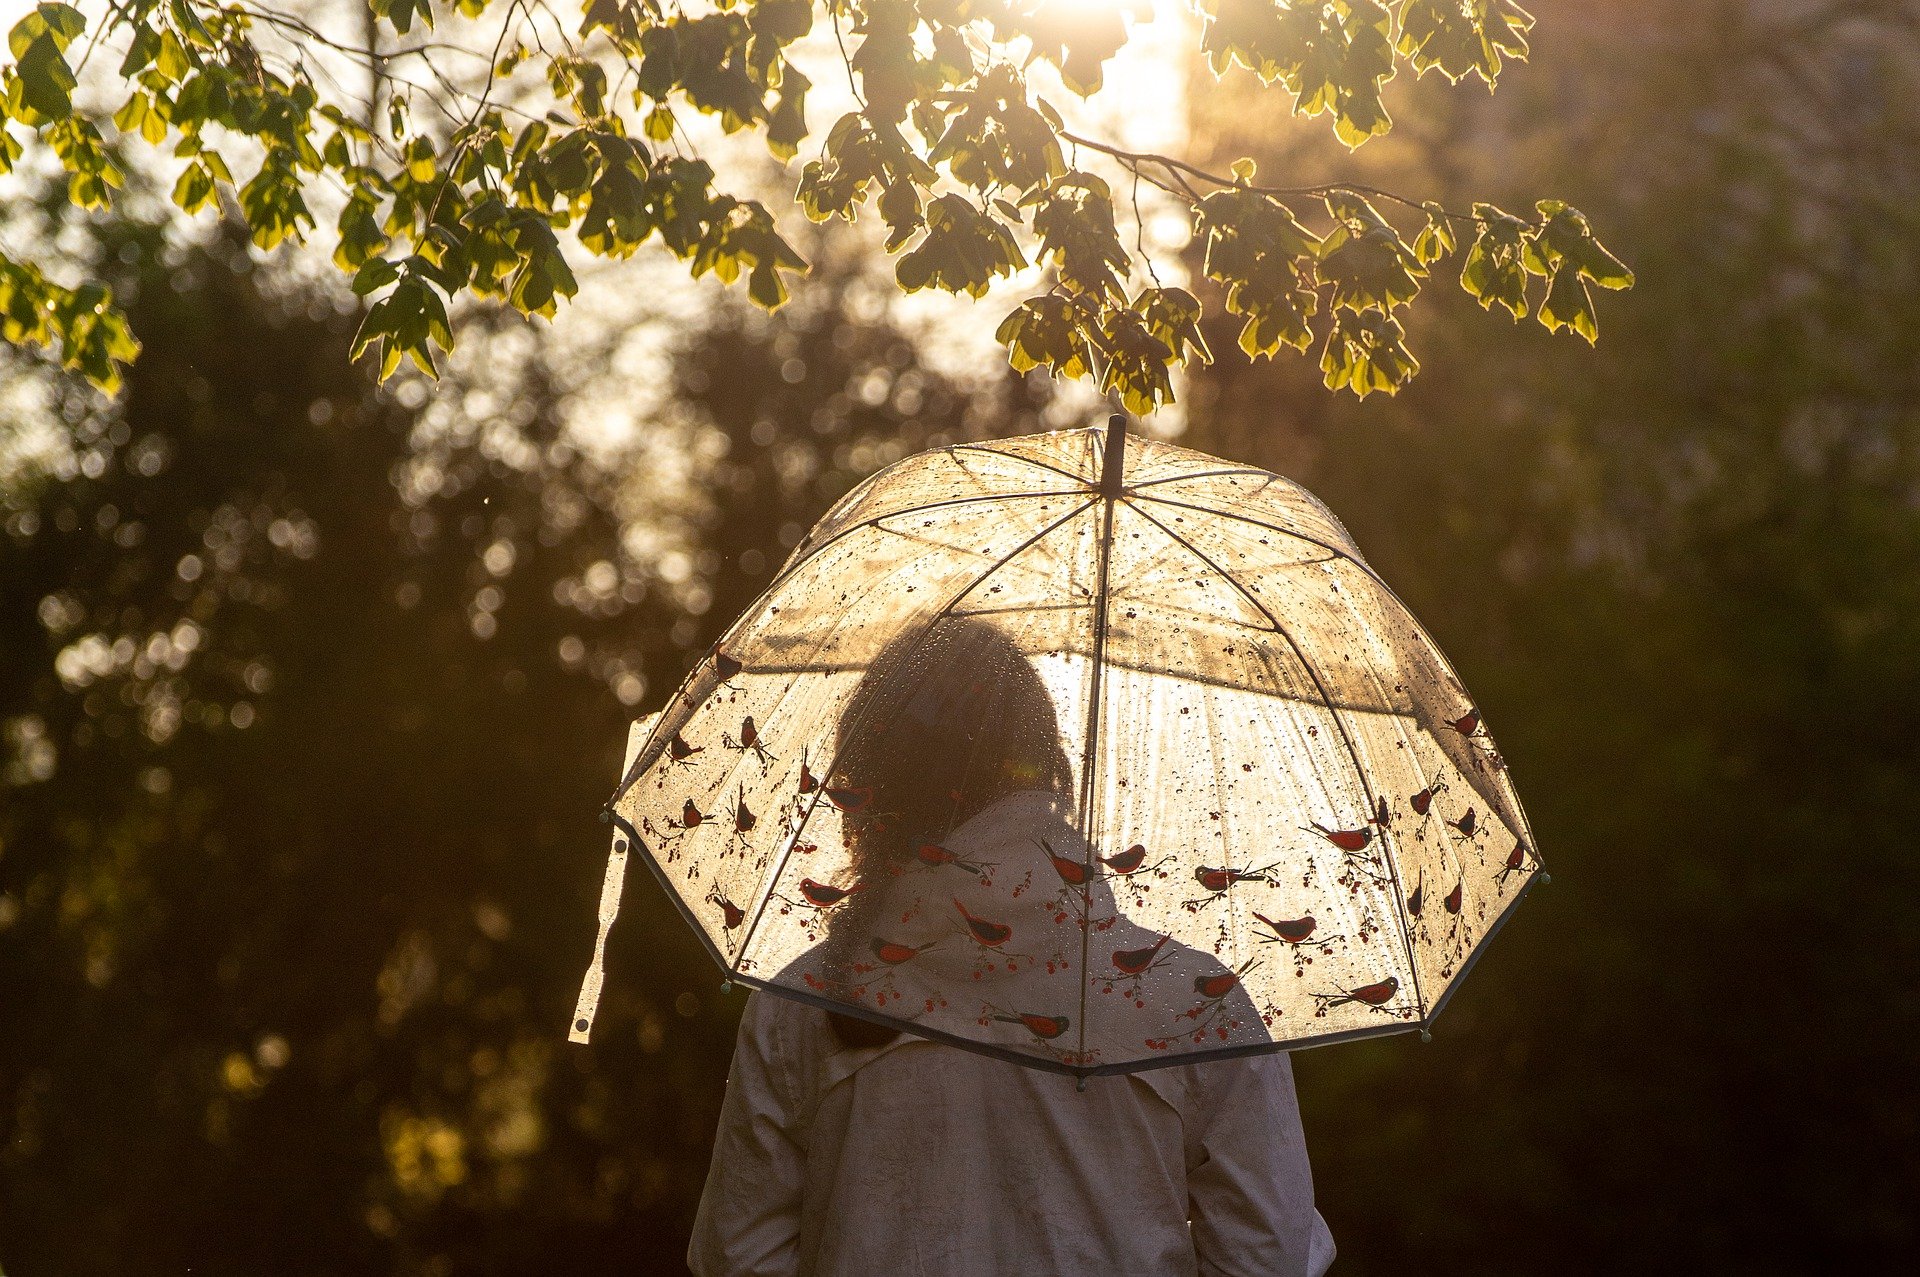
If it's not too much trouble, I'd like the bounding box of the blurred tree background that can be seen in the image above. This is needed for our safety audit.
[3,0,1916,1272]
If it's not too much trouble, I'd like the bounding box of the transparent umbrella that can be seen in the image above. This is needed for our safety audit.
[571,416,1542,1077]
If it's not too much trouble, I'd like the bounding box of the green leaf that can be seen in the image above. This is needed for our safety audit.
[894,194,1023,299]
[8,4,84,60]
[1533,200,1634,290]
[766,67,810,161]
[1538,262,1598,343]
[1030,173,1127,302]
[11,29,78,122]
[239,154,316,250]
[351,256,401,296]
[1399,0,1534,87]
[1412,201,1456,266]
[1319,191,1424,312]
[155,29,192,82]
[371,0,436,39]
[1136,286,1212,368]
[111,92,149,136]
[1099,304,1177,413]
[1460,203,1531,319]
[1320,307,1419,398]
[995,293,1094,381]
[119,25,160,77]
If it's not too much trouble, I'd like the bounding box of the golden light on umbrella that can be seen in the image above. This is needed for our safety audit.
[572,417,1541,1077]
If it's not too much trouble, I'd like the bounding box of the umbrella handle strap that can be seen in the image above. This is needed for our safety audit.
[569,813,630,1043]
[570,717,656,1043]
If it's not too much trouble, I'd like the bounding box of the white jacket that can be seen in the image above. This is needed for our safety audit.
[689,990,1336,1276]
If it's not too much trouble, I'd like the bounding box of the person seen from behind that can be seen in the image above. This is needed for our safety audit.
[689,618,1337,1275]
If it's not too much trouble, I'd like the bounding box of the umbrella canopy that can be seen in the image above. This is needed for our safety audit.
[574,418,1541,1077]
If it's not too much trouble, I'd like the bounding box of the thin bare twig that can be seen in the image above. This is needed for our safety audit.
[1058,129,1492,225]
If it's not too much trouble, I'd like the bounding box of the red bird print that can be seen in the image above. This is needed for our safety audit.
[993,1012,1069,1040]
[1040,838,1089,886]
[1192,864,1274,892]
[870,938,926,965]
[1349,976,1400,1005]
[1447,807,1479,838]
[826,785,872,814]
[799,877,861,907]
[954,898,1012,947]
[1252,911,1319,945]
[797,756,820,795]
[1307,822,1373,852]
[1368,796,1393,828]
[679,799,704,829]
[707,889,745,929]
[728,789,756,834]
[1112,936,1171,975]
[713,649,743,681]
[667,732,701,762]
[727,716,773,766]
[918,842,992,874]
[1101,843,1149,874]
[1313,975,1401,1012]
[1410,781,1447,815]
[1447,708,1481,736]
[1193,866,1235,892]
[1408,873,1425,917]
[1444,880,1463,914]
[1194,971,1241,999]
[1496,840,1532,884]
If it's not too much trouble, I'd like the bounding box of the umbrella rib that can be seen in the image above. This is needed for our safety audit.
[1131,493,1373,574]
[730,498,1100,972]
[948,440,1096,486]
[766,490,1074,591]
[1125,501,1429,1018]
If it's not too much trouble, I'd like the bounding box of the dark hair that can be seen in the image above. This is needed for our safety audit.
[823,616,1073,1050]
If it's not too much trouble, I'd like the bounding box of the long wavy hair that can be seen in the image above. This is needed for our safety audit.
[823,616,1074,1047]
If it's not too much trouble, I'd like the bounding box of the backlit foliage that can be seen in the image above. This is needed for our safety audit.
[0,0,1630,405]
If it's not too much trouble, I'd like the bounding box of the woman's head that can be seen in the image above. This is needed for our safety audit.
[832,617,1073,866]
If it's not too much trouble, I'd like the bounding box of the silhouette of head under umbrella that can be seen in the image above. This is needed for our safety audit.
[790,617,1264,1066]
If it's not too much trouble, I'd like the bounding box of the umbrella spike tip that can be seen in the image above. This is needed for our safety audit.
[1538,873,1553,887]
[1420,1028,1433,1044]
[719,979,733,994]
[1076,1075,1088,1093]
